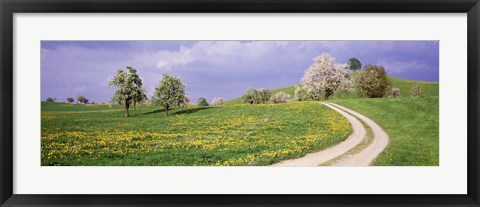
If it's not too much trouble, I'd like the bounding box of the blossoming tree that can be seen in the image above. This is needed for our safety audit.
[151,73,186,116]
[212,97,224,106]
[301,53,352,100]
[109,66,146,118]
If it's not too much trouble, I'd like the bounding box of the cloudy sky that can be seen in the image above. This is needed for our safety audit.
[41,40,439,103]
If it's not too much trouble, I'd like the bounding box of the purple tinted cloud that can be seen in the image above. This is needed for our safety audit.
[41,40,439,103]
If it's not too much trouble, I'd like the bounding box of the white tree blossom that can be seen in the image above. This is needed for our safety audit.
[270,91,291,103]
[212,97,224,106]
[301,53,353,100]
[151,73,186,116]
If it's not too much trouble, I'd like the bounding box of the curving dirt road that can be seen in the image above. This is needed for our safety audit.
[272,103,366,166]
[328,103,389,166]
[272,102,389,167]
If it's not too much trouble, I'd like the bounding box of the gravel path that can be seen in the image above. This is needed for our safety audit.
[328,103,389,166]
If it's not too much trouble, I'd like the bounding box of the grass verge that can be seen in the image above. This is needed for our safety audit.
[329,96,439,166]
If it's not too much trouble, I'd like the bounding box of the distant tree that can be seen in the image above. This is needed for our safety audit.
[66,97,75,104]
[109,66,146,118]
[241,88,272,104]
[301,53,353,100]
[348,58,362,71]
[197,97,209,107]
[77,96,89,104]
[151,74,186,116]
[270,91,291,103]
[212,97,224,106]
[46,97,57,102]
[410,82,426,97]
[354,64,391,98]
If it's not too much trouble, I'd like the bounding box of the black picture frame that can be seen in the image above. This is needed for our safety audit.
[1,0,479,206]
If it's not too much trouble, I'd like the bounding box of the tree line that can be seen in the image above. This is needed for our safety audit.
[241,53,425,104]
[45,95,90,104]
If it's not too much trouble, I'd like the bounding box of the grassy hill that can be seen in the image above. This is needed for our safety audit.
[225,76,438,104]
[388,76,439,97]
[223,76,439,166]
[42,75,439,166]
[330,96,439,166]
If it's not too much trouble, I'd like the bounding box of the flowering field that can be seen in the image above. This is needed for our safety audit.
[41,102,351,166]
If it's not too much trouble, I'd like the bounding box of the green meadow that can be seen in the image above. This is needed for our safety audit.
[330,96,439,166]
[42,76,439,166]
[329,77,439,165]
[225,76,439,166]
[42,102,351,166]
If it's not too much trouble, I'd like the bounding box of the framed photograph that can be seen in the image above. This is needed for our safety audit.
[1,0,479,206]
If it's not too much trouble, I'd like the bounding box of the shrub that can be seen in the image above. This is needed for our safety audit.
[46,97,56,102]
[198,98,209,106]
[212,97,224,106]
[294,85,308,101]
[410,82,426,97]
[256,89,272,103]
[241,87,271,104]
[385,87,401,98]
[270,92,292,103]
[241,88,255,104]
[293,85,319,101]
[354,64,391,98]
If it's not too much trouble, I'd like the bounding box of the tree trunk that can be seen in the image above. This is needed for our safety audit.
[124,103,130,118]
[164,105,169,116]
[324,90,333,100]
[134,101,137,111]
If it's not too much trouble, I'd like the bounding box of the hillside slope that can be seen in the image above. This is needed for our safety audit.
[330,96,439,166]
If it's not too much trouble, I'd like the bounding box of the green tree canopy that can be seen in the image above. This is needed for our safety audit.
[46,97,56,102]
[197,97,208,107]
[77,96,89,104]
[66,97,74,104]
[348,58,362,71]
[109,66,146,118]
[151,74,186,116]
